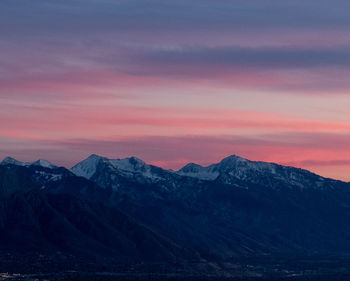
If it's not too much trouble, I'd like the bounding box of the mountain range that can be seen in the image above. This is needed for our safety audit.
[2,154,350,274]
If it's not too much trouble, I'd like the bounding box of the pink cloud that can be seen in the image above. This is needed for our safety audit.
[2,104,350,140]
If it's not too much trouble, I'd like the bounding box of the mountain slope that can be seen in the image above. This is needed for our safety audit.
[70,154,350,259]
[71,154,181,186]
[1,157,57,169]
[178,155,338,190]
[4,154,350,264]
[0,164,198,264]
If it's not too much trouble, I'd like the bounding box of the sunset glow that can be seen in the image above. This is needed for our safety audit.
[2,0,350,180]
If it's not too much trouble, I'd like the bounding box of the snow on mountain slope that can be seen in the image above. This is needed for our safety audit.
[1,157,29,166]
[70,154,336,191]
[2,153,335,193]
[177,163,219,180]
[71,154,165,181]
[1,157,56,169]
[177,155,255,181]
[177,155,332,189]
[71,154,103,179]
[31,159,57,169]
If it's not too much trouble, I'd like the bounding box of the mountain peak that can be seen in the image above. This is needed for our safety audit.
[126,156,146,166]
[1,157,57,169]
[220,155,248,164]
[1,156,27,166]
[109,156,148,173]
[71,154,169,184]
[177,162,219,180]
[71,154,107,179]
[129,156,144,162]
[178,163,203,173]
[87,154,106,160]
[31,159,57,169]
[71,154,150,180]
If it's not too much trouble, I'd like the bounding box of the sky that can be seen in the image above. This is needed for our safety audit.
[1,0,350,180]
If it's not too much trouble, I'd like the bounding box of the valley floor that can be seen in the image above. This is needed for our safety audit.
[2,254,350,281]
[3,272,350,281]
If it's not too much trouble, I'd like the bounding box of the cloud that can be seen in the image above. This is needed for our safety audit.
[2,105,350,142]
[3,39,350,96]
[289,159,350,167]
[137,46,350,69]
[2,0,350,181]
[2,0,350,37]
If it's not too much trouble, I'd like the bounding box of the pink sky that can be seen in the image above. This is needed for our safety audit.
[2,0,350,180]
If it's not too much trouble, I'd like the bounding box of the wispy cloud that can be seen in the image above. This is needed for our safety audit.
[1,1,350,180]
[137,46,350,69]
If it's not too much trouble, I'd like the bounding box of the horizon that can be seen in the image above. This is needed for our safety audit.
[2,1,350,181]
[4,2,350,279]
[2,152,347,182]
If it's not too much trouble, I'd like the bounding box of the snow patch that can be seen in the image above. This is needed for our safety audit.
[31,159,56,169]
[1,157,57,169]
[0,157,29,167]
[71,155,164,181]
[71,154,104,179]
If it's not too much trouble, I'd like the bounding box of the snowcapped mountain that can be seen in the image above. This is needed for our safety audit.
[31,159,57,169]
[70,154,102,179]
[177,155,334,190]
[67,153,350,259]
[1,157,57,169]
[0,164,196,266]
[1,156,29,166]
[70,154,205,202]
[71,154,172,184]
[3,153,350,264]
[69,153,342,198]
[2,154,339,192]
